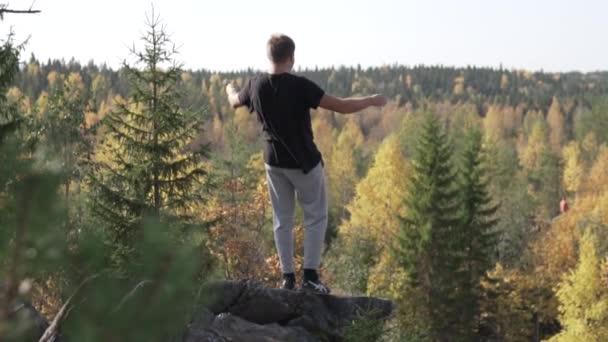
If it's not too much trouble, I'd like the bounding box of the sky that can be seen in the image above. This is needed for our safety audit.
[1,0,607,72]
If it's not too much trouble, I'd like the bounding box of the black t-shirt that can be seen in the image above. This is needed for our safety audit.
[238,73,325,173]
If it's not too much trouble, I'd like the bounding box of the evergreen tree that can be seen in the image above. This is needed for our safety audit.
[90,13,208,267]
[0,32,21,139]
[574,97,608,146]
[393,112,461,340]
[1,22,212,342]
[521,120,561,220]
[534,150,562,220]
[454,128,499,338]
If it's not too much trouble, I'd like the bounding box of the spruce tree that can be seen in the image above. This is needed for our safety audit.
[393,112,461,340]
[454,128,499,338]
[0,32,21,139]
[90,13,208,266]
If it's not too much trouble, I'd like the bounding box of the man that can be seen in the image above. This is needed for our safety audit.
[226,34,387,293]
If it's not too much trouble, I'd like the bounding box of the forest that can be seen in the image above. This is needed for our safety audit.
[2,9,608,342]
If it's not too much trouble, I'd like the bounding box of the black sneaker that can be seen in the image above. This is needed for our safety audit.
[281,274,296,290]
[302,279,331,294]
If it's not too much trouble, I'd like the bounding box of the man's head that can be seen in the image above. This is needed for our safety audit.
[267,34,295,70]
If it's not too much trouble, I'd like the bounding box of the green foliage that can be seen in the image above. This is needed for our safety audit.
[452,128,499,337]
[479,264,537,342]
[0,158,68,340]
[0,32,21,140]
[60,220,207,342]
[342,308,386,342]
[493,174,535,266]
[0,33,69,339]
[483,137,534,266]
[0,24,211,342]
[393,112,462,340]
[5,12,608,341]
[89,14,209,268]
[574,96,608,145]
[327,233,377,294]
[0,167,208,341]
[530,150,561,220]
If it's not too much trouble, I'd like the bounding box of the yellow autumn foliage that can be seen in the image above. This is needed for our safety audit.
[547,97,565,153]
[561,141,584,194]
[339,134,409,245]
[547,230,608,342]
[520,120,548,172]
[327,118,365,220]
[582,145,608,196]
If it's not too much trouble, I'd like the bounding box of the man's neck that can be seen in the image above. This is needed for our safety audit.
[268,63,291,75]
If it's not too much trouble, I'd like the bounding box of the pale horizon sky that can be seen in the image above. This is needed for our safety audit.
[1,0,607,73]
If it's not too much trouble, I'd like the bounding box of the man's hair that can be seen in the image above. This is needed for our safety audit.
[267,34,295,63]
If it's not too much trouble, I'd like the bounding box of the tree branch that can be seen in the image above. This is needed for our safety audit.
[0,8,41,14]
[38,273,101,342]
[112,280,152,313]
[0,7,41,17]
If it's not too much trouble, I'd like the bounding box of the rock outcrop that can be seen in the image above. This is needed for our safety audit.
[183,280,394,342]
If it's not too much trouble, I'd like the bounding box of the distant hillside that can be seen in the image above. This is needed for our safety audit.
[15,56,608,114]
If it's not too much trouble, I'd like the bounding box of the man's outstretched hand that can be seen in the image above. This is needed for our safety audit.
[226,82,242,108]
[370,94,388,107]
[226,83,238,96]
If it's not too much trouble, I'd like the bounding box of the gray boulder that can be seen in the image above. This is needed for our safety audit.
[183,280,394,342]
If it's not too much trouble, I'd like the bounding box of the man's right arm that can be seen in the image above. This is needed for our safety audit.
[226,83,243,108]
[318,94,387,114]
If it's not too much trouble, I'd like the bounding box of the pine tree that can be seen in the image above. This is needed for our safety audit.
[0,32,21,139]
[454,128,499,338]
[483,135,532,266]
[90,13,208,267]
[393,112,461,340]
[521,120,561,220]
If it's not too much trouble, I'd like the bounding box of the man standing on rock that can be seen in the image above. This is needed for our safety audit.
[226,34,387,293]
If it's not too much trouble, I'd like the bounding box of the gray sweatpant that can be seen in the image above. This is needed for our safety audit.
[265,162,328,274]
